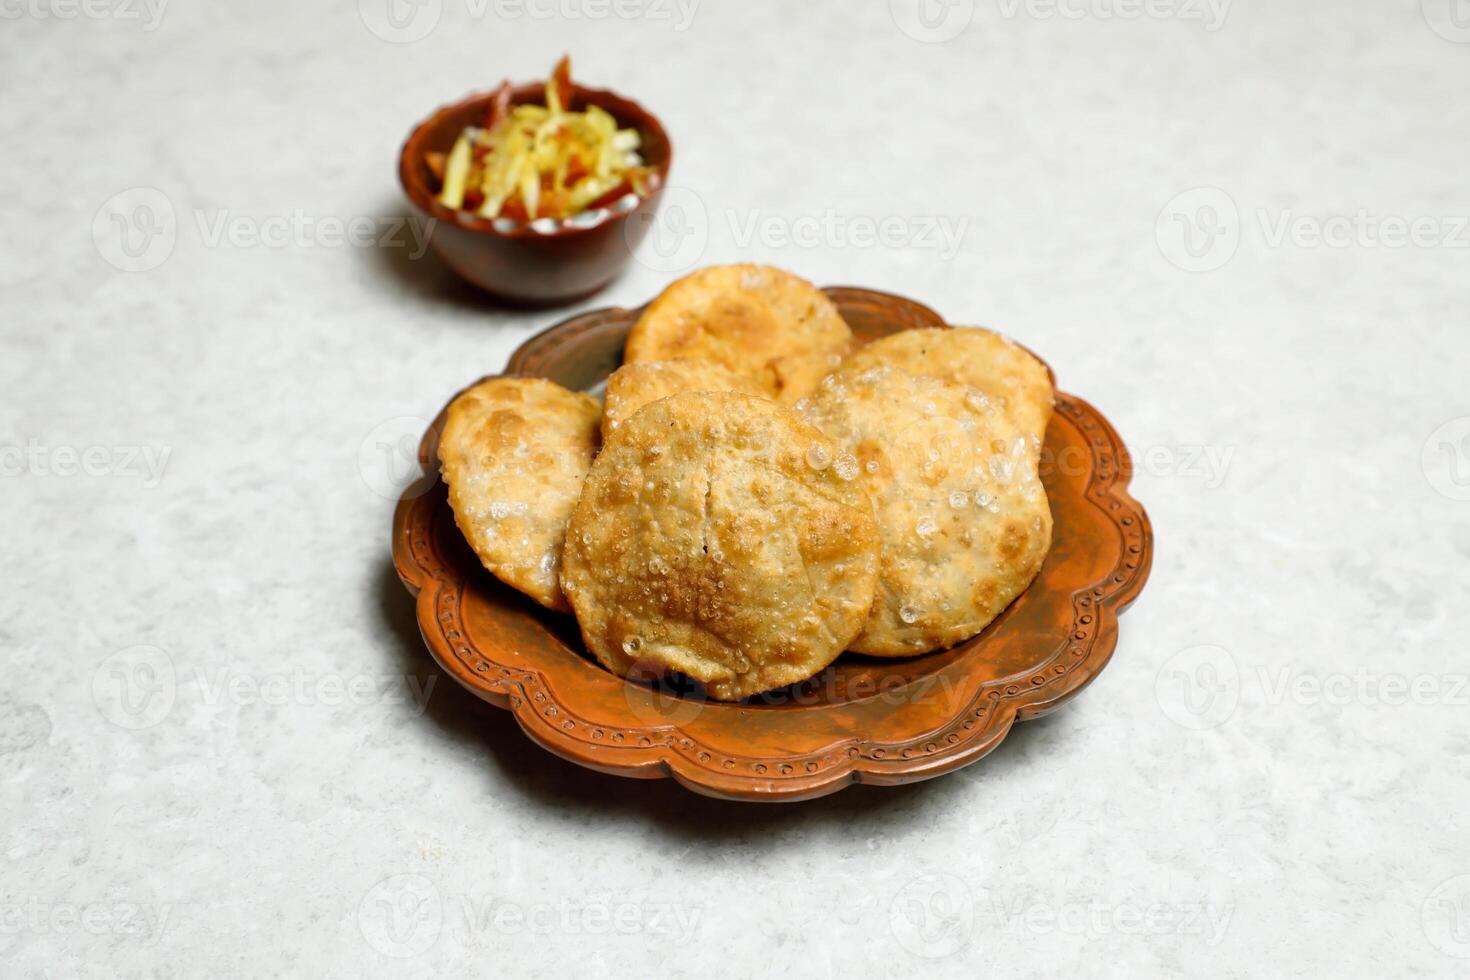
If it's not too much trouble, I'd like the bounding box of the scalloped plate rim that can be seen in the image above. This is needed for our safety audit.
[390,286,1153,802]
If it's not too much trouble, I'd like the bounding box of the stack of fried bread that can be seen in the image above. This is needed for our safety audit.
[438,264,1054,700]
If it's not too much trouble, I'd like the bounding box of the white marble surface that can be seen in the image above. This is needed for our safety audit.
[3,0,1468,975]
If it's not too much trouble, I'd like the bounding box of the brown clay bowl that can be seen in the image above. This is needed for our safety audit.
[392,288,1154,801]
[398,82,671,307]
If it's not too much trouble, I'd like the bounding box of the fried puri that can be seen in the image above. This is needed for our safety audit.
[560,391,880,700]
[840,327,1055,441]
[438,377,601,612]
[600,358,763,442]
[800,366,1052,655]
[623,264,852,405]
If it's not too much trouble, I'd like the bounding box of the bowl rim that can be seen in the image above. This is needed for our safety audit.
[397,79,672,241]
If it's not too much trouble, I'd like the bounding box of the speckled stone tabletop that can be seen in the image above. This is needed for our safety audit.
[3,0,1468,976]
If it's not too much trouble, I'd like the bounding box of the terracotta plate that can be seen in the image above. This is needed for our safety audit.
[392,287,1153,802]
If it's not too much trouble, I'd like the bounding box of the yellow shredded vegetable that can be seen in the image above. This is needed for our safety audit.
[432,56,656,222]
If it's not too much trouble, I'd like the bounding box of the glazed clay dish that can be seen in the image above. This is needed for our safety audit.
[392,269,1152,801]
[399,58,671,306]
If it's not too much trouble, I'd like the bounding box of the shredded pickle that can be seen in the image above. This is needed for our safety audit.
[431,55,657,223]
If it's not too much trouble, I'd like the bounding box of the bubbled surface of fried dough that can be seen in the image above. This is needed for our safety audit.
[800,366,1052,656]
[560,391,880,701]
[623,264,852,405]
[841,327,1055,441]
[438,377,601,613]
[601,358,763,442]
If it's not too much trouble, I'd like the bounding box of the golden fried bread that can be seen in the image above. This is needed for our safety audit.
[560,391,880,700]
[841,327,1055,441]
[600,358,763,442]
[438,377,601,612]
[623,264,852,405]
[800,366,1052,655]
